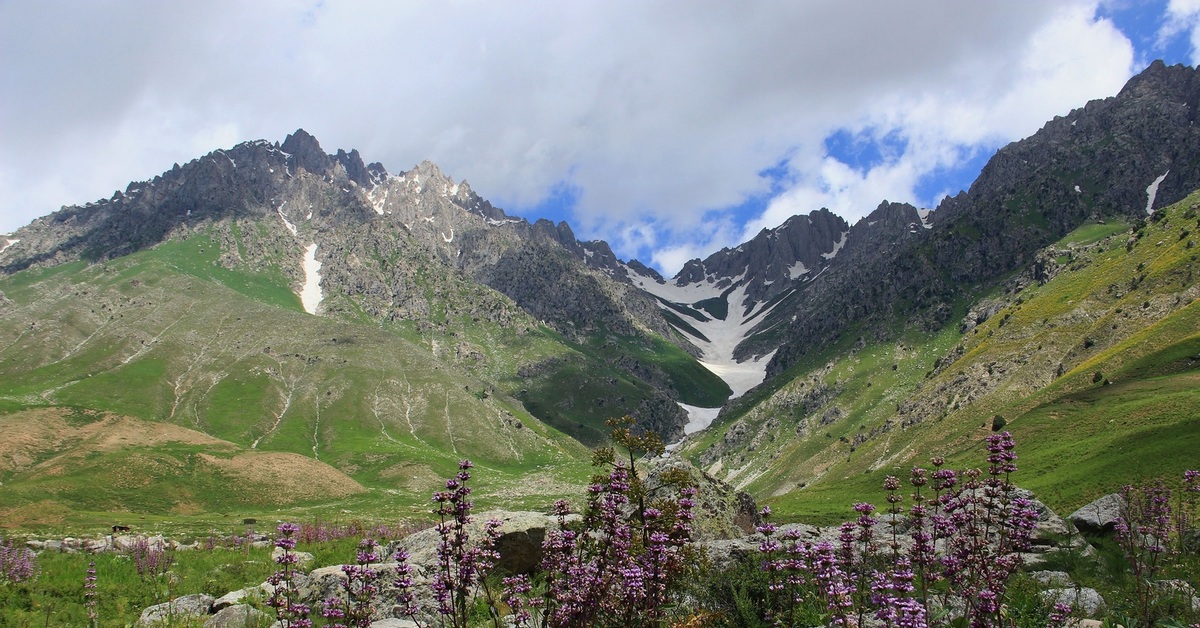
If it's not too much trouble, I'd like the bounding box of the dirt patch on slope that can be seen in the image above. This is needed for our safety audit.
[0,408,364,514]
[0,408,230,473]
[198,451,366,504]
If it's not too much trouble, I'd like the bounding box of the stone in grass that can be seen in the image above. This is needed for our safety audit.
[1040,587,1106,618]
[212,585,267,612]
[368,619,420,627]
[270,546,315,569]
[1029,570,1074,587]
[137,593,216,626]
[1068,493,1126,534]
[204,604,271,628]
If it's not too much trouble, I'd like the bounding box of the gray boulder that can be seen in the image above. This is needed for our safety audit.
[212,585,267,612]
[137,593,216,626]
[1068,493,1126,534]
[204,604,271,628]
[697,537,760,569]
[390,510,565,575]
[1041,587,1106,617]
[1030,570,1074,587]
[271,546,315,570]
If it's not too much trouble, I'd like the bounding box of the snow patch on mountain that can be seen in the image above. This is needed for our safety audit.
[300,243,323,315]
[0,238,18,255]
[629,268,786,421]
[278,202,298,236]
[822,231,849,259]
[370,187,389,215]
[677,403,721,436]
[1146,170,1169,214]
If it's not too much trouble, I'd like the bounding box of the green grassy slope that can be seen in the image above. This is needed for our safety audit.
[0,229,599,525]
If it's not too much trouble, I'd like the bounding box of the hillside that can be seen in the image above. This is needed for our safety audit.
[682,191,1200,522]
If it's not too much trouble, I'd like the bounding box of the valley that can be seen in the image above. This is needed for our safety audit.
[0,62,1199,536]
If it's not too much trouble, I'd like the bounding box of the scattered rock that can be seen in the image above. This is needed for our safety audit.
[204,604,270,628]
[1068,493,1126,534]
[369,619,420,628]
[212,586,266,612]
[1030,570,1074,587]
[271,546,315,570]
[1041,587,1106,618]
[137,593,215,626]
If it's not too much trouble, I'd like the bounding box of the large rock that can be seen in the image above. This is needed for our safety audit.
[137,593,215,626]
[204,604,271,628]
[1041,587,1106,617]
[389,510,565,575]
[697,537,760,570]
[212,585,267,612]
[369,620,420,628]
[270,546,315,570]
[1068,494,1126,534]
[645,457,760,539]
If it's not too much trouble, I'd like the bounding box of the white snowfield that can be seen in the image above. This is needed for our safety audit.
[300,243,323,315]
[1146,170,1169,214]
[628,267,786,435]
[0,238,18,254]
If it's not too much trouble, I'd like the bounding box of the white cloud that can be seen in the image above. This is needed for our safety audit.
[0,1,1146,276]
[746,3,1135,241]
[1162,0,1200,64]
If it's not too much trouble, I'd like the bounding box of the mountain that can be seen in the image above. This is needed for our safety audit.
[670,61,1200,519]
[0,128,732,521]
[2,61,1199,526]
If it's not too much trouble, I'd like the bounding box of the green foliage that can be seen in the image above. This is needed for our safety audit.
[0,545,275,627]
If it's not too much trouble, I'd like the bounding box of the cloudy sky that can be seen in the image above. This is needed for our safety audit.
[3,1,1199,275]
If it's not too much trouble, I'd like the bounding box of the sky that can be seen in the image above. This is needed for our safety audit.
[2,1,1200,276]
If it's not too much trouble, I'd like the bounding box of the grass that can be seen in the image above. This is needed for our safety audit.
[0,543,277,627]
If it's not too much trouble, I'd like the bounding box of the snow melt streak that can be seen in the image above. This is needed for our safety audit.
[300,243,323,314]
[1146,171,1169,214]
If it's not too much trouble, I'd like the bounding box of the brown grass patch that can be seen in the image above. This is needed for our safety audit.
[198,451,366,504]
[379,461,444,493]
[0,499,71,529]
[0,408,231,474]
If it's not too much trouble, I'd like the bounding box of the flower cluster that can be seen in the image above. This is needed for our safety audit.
[80,559,99,627]
[323,538,384,627]
[267,522,312,627]
[128,537,174,579]
[392,459,501,628]
[520,464,696,627]
[757,431,1039,627]
[0,537,38,584]
[1115,470,1200,625]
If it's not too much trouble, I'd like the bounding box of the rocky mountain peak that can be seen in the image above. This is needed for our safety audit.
[333,149,371,188]
[280,128,332,177]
